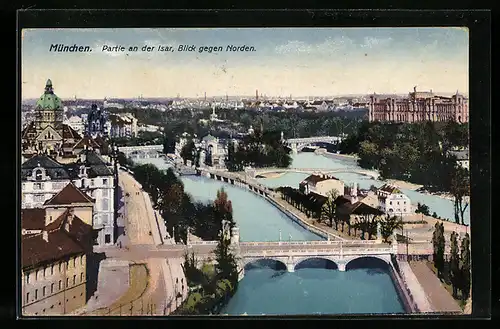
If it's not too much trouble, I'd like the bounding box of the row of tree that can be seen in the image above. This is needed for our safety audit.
[338,121,470,225]
[432,223,471,301]
[278,187,403,242]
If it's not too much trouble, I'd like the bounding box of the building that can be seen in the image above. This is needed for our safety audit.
[66,150,115,246]
[21,205,95,315]
[368,87,469,123]
[299,174,345,197]
[448,149,469,171]
[21,80,81,159]
[109,113,138,138]
[376,184,412,217]
[21,153,116,246]
[63,116,85,136]
[21,155,72,209]
[85,104,109,139]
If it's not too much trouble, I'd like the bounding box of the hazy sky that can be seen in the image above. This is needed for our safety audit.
[21,27,469,99]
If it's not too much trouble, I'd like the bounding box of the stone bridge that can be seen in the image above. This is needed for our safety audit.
[286,136,344,153]
[252,167,380,180]
[118,145,164,159]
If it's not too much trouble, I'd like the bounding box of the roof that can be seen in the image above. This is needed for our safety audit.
[21,122,37,139]
[35,79,62,111]
[21,213,94,270]
[43,182,94,206]
[202,134,217,142]
[62,124,82,139]
[300,174,338,185]
[74,150,113,177]
[72,136,101,150]
[21,209,46,230]
[21,155,71,181]
[338,201,384,216]
[378,184,401,194]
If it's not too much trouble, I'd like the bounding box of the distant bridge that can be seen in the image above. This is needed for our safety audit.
[252,167,380,180]
[285,136,344,153]
[119,145,164,159]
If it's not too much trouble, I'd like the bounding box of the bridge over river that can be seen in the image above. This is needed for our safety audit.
[100,239,397,273]
[251,167,380,180]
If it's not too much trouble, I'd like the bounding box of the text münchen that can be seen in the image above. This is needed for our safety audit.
[49,44,92,52]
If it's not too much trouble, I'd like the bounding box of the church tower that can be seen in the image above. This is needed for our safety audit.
[34,79,63,132]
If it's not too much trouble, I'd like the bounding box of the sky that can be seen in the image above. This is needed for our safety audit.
[21,27,469,99]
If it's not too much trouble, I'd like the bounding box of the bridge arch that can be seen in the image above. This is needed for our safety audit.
[244,258,287,272]
[294,257,338,271]
[345,256,390,271]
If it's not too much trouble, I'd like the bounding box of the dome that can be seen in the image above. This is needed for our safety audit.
[36,79,62,110]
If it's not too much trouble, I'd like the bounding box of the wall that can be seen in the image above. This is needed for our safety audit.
[45,205,93,227]
[22,254,87,315]
[315,179,345,196]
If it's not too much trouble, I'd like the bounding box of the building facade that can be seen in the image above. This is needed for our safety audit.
[368,87,469,124]
[21,206,94,316]
[109,113,138,138]
[299,174,345,197]
[376,184,412,217]
[85,104,110,139]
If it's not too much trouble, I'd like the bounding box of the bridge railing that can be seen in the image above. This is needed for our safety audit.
[239,240,382,246]
[241,247,393,257]
[188,241,218,245]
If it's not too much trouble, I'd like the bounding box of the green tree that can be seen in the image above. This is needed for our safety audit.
[450,166,470,225]
[432,222,445,277]
[449,231,460,298]
[459,233,471,300]
[320,189,339,229]
[180,140,196,166]
[380,214,404,243]
[213,224,239,289]
[213,188,235,233]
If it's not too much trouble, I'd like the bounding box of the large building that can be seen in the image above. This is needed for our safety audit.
[21,202,95,315]
[368,87,468,124]
[21,79,106,161]
[21,153,116,246]
[376,184,413,217]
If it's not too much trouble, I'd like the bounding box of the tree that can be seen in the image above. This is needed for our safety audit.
[205,147,213,167]
[180,140,196,166]
[450,166,470,225]
[432,222,445,277]
[380,215,404,243]
[449,231,460,298]
[459,233,471,300]
[320,189,339,229]
[213,223,239,288]
[213,188,235,233]
[415,202,431,216]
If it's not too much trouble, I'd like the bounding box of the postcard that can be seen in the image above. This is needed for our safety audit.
[20,27,471,317]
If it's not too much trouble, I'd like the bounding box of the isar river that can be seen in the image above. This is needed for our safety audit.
[133,152,467,315]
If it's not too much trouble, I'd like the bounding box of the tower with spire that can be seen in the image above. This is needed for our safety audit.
[34,79,64,132]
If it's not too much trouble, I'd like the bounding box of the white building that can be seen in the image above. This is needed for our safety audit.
[109,113,138,138]
[21,152,116,246]
[299,174,345,197]
[64,115,85,135]
[377,184,412,217]
[70,150,115,246]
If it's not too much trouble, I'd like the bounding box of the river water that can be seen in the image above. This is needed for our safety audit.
[133,152,465,315]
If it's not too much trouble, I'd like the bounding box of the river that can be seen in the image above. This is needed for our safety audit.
[133,155,407,315]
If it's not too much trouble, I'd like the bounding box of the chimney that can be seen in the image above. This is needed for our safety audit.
[42,230,49,242]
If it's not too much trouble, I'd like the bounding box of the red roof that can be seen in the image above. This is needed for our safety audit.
[21,208,46,230]
[44,182,94,206]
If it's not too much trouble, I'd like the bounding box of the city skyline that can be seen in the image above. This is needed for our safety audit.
[22,27,469,99]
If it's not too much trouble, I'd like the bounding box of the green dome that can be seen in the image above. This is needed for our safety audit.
[36,79,62,110]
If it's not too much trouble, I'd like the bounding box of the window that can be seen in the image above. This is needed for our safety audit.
[43,309,45,313]
[103,178,108,186]
[389,201,392,205]
[34,194,44,202]
[102,189,109,198]
[73,275,76,285]
[404,201,406,204]
[43,267,47,278]
[80,273,84,282]
[91,179,95,186]
[102,199,109,211]
[26,272,30,284]
[58,263,62,273]
[80,256,84,265]
[105,234,111,244]
[35,289,38,300]
[35,169,43,181]
[26,292,30,303]
[59,280,62,290]
[50,265,54,275]
[66,278,69,287]
[404,209,407,212]
[73,258,76,267]
[397,202,400,205]
[51,283,54,294]
[42,286,46,297]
